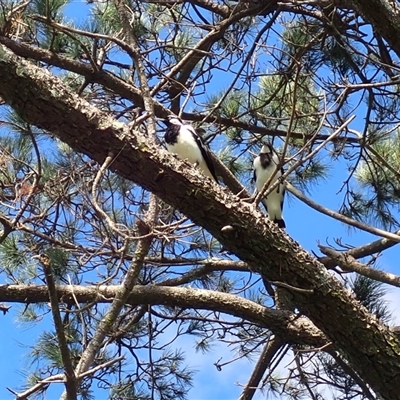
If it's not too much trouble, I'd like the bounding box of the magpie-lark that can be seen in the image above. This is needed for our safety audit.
[164,116,218,183]
[253,143,286,228]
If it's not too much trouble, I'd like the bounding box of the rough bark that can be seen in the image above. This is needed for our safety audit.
[0,45,400,399]
[0,284,327,348]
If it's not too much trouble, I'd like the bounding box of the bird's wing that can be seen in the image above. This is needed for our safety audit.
[279,167,285,207]
[187,125,219,183]
[252,155,261,183]
[280,186,285,207]
[164,123,180,145]
[253,166,257,183]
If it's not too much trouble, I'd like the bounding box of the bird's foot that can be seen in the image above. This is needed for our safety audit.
[241,195,256,203]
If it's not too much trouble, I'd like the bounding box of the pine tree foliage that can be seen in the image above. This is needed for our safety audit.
[1,1,400,400]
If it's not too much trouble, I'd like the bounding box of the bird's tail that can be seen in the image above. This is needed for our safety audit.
[261,200,285,229]
[274,218,286,229]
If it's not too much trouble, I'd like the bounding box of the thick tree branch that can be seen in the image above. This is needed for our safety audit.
[344,1,400,59]
[0,283,327,347]
[0,46,400,399]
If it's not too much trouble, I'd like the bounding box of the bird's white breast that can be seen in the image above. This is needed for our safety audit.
[253,156,281,192]
[166,126,203,165]
[253,154,284,221]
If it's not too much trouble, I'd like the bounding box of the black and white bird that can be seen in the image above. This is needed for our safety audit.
[253,143,286,228]
[164,115,218,183]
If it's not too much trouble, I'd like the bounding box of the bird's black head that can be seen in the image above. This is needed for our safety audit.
[259,143,273,167]
[164,115,183,144]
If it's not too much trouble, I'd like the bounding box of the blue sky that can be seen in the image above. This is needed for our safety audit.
[1,1,400,400]
[2,161,400,400]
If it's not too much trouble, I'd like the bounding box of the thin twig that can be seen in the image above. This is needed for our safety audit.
[327,348,376,400]
[35,254,77,400]
[116,2,157,140]
[319,245,400,288]
[91,153,130,239]
[269,281,314,294]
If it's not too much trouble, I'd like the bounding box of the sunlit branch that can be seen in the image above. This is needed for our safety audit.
[320,231,400,268]
[319,245,400,289]
[0,284,329,348]
[91,154,131,240]
[6,356,125,400]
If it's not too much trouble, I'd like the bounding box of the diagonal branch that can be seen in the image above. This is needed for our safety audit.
[151,2,277,109]
[319,230,400,269]
[287,182,400,243]
[239,336,287,400]
[344,1,400,59]
[35,254,77,400]
[0,45,400,399]
[319,245,400,289]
